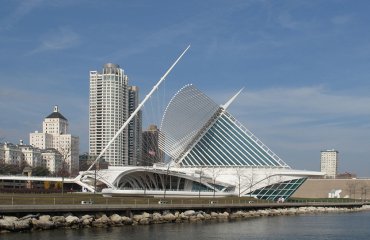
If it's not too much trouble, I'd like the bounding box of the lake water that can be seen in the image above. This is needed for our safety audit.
[2,211,370,240]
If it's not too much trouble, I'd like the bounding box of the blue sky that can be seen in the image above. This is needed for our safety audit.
[1,0,370,176]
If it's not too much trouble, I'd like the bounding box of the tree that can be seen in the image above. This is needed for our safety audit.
[32,166,50,176]
[198,166,204,198]
[244,167,256,198]
[346,181,359,199]
[360,182,368,200]
[0,163,22,175]
[235,167,247,198]
[163,161,172,199]
[211,167,221,198]
[57,143,71,195]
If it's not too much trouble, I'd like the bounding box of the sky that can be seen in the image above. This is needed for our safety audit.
[1,0,370,176]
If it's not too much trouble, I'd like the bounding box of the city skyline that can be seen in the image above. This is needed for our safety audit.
[1,1,370,176]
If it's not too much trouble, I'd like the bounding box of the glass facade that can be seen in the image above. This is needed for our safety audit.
[248,178,307,201]
[181,112,288,168]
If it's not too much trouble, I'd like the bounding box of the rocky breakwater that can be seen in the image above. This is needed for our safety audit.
[0,206,367,233]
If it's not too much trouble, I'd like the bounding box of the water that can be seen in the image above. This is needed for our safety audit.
[2,211,370,240]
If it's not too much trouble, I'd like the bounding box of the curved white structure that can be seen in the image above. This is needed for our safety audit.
[78,85,322,200]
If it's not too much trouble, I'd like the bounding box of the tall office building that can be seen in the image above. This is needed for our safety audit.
[30,106,80,175]
[320,149,339,178]
[128,86,142,165]
[142,125,164,166]
[89,63,141,166]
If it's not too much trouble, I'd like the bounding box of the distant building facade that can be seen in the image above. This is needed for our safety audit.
[320,149,339,178]
[41,148,62,174]
[18,142,42,167]
[141,125,164,166]
[2,143,64,175]
[30,106,80,175]
[0,143,23,165]
[89,63,141,166]
[79,153,109,171]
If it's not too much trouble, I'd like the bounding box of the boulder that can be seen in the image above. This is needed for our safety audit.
[163,213,176,222]
[80,215,94,227]
[133,214,143,222]
[196,213,205,220]
[139,218,151,225]
[179,213,189,220]
[110,214,122,225]
[210,212,219,218]
[92,215,111,228]
[52,216,66,228]
[218,212,229,219]
[152,212,163,223]
[19,214,39,220]
[189,215,199,222]
[14,219,31,231]
[183,210,196,216]
[32,218,54,230]
[52,216,65,223]
[3,216,18,222]
[0,219,15,231]
[142,212,151,219]
[39,215,51,222]
[121,216,133,225]
[65,215,80,225]
[203,213,212,220]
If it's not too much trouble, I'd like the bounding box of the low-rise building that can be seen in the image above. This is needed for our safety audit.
[0,143,23,166]
[18,141,42,167]
[41,148,62,174]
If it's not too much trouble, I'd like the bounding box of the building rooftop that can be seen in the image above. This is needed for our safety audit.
[45,106,67,121]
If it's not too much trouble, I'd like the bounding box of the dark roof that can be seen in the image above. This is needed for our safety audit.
[46,111,67,120]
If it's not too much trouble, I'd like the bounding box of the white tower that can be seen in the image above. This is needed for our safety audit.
[89,63,129,166]
[320,149,339,178]
[30,106,80,175]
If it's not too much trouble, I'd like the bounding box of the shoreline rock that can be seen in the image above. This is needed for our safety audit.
[0,205,369,234]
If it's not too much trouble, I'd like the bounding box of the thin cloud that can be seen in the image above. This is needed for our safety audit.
[232,86,370,117]
[107,2,253,60]
[277,12,300,30]
[28,27,80,55]
[0,0,44,31]
[331,15,352,25]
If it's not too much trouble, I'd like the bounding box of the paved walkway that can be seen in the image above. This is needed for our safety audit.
[0,202,365,214]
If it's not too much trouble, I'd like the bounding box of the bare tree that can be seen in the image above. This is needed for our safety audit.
[198,166,204,198]
[163,162,171,199]
[264,168,273,189]
[234,167,246,198]
[360,182,368,201]
[210,166,221,198]
[346,181,359,199]
[57,144,71,195]
[245,167,256,198]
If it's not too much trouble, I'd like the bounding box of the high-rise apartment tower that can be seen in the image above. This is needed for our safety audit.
[320,149,339,178]
[89,63,141,166]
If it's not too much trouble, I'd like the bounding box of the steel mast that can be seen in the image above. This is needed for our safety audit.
[87,45,191,171]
